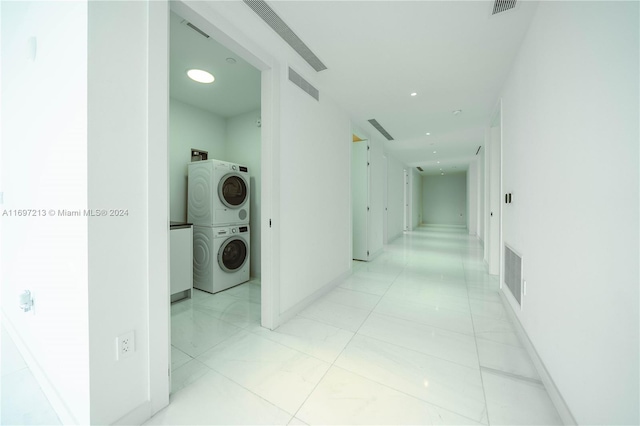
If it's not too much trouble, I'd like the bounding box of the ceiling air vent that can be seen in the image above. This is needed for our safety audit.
[288,68,319,101]
[492,0,517,15]
[367,119,394,141]
[416,167,424,172]
[185,22,210,39]
[244,0,327,72]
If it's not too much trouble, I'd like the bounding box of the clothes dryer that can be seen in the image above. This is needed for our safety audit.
[188,160,250,227]
[193,225,250,294]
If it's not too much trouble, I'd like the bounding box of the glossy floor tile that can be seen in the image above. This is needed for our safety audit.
[1,326,61,425]
[481,369,563,425]
[296,367,481,425]
[146,226,562,425]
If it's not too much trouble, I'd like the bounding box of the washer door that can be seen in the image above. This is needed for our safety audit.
[218,237,248,273]
[218,173,248,209]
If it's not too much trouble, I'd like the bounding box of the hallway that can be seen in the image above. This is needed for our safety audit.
[147,226,562,425]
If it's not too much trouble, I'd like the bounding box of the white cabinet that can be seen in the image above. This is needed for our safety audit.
[170,225,193,302]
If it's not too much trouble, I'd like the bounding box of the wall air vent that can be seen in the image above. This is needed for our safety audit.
[244,0,327,72]
[367,119,394,141]
[416,167,424,172]
[288,68,319,101]
[186,22,210,39]
[504,244,523,306]
[492,0,517,15]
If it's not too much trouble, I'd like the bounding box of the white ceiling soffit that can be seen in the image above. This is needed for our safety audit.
[268,1,538,173]
[169,11,261,118]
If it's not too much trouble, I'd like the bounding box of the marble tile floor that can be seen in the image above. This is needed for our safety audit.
[0,326,61,425]
[147,226,563,426]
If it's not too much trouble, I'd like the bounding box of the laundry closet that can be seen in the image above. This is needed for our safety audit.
[167,10,262,382]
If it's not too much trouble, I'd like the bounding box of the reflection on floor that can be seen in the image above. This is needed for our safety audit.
[147,226,563,425]
[0,326,61,425]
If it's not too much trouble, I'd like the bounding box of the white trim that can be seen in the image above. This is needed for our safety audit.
[386,232,403,244]
[499,291,577,425]
[112,401,152,426]
[147,0,170,417]
[367,247,383,262]
[2,314,77,425]
[275,269,352,328]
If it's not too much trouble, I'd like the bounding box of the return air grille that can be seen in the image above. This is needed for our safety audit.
[492,0,517,15]
[244,0,327,72]
[367,119,394,141]
[504,244,523,305]
[288,68,319,101]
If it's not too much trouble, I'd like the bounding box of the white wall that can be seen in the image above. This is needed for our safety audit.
[411,169,422,229]
[467,161,478,235]
[279,81,351,313]
[169,98,226,222]
[1,2,168,424]
[422,173,467,226]
[87,1,157,423]
[226,109,262,278]
[0,2,91,423]
[385,154,405,242]
[499,2,639,424]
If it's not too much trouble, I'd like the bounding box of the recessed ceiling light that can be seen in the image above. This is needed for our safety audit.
[226,57,237,64]
[187,69,215,84]
[437,161,440,164]
[433,150,437,154]
[426,132,431,136]
[441,172,444,175]
[411,92,417,97]
[452,109,462,115]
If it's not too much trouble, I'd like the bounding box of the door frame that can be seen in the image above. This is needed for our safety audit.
[148,0,280,416]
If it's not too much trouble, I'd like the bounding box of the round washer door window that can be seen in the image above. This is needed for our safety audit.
[218,173,248,208]
[218,237,248,273]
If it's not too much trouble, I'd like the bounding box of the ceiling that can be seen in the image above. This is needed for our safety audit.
[169,11,261,118]
[170,1,539,176]
[265,0,539,175]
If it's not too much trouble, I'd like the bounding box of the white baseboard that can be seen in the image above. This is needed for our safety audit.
[498,291,577,425]
[1,312,79,425]
[277,268,352,327]
[113,400,152,425]
[386,232,402,244]
[367,247,383,261]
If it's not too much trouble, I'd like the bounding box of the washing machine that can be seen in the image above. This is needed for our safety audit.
[188,160,250,227]
[193,225,250,294]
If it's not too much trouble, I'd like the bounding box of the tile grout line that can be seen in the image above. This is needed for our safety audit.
[289,260,406,422]
[463,256,493,426]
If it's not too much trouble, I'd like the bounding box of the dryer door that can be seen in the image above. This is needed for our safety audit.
[218,173,248,209]
[218,237,248,273]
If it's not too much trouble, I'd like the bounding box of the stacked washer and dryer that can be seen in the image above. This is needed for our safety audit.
[188,160,251,294]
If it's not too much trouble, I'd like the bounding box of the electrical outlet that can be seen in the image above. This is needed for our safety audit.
[116,331,135,360]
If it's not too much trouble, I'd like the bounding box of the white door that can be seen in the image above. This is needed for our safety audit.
[383,155,388,243]
[488,124,501,275]
[404,169,410,231]
[352,140,369,260]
